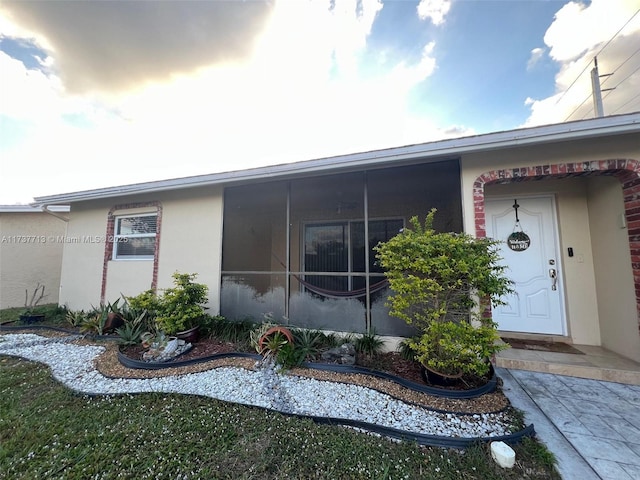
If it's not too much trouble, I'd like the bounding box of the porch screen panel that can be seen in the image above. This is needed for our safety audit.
[290,173,366,332]
[304,223,348,292]
[367,160,463,233]
[368,159,462,336]
[221,181,288,322]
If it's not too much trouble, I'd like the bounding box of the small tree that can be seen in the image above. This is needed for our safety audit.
[155,272,209,335]
[374,209,513,377]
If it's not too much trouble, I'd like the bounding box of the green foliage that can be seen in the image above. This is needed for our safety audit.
[262,331,289,357]
[409,320,506,377]
[115,311,148,346]
[354,329,385,357]
[211,316,255,346]
[250,322,277,354]
[66,310,88,327]
[134,272,209,335]
[374,209,513,328]
[126,289,161,318]
[291,328,325,360]
[79,311,107,335]
[375,209,513,378]
[397,338,418,362]
[276,342,307,370]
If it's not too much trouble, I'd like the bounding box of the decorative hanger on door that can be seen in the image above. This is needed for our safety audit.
[507,199,531,252]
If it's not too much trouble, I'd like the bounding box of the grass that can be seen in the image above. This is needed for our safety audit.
[0,355,560,480]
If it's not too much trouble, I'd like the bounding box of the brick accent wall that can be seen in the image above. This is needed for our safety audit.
[101,201,163,303]
[473,158,640,327]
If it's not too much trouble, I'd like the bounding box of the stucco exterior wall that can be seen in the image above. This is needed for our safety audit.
[59,203,110,310]
[586,176,639,362]
[154,188,224,314]
[460,133,640,353]
[59,187,224,313]
[0,211,67,309]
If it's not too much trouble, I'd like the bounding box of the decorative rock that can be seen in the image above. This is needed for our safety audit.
[320,343,356,365]
[0,333,516,441]
[491,441,516,468]
[143,339,192,362]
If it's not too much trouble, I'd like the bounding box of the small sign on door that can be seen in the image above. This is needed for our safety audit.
[507,231,531,251]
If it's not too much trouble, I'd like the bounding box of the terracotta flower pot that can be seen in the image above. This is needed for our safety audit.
[258,326,294,354]
[103,313,125,332]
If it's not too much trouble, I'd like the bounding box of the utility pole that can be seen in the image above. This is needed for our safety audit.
[590,56,614,117]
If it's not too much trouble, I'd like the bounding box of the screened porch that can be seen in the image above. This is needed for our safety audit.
[220,159,462,336]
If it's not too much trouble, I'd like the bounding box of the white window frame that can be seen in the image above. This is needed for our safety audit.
[113,213,157,260]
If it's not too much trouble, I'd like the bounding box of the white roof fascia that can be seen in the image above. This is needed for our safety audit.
[33,113,640,206]
[0,205,70,213]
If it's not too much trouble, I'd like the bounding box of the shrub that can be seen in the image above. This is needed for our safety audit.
[409,320,503,377]
[133,273,209,336]
[374,209,513,378]
[374,209,513,329]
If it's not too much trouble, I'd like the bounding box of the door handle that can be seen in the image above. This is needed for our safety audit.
[549,268,557,291]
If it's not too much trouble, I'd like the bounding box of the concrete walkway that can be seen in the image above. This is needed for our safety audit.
[498,367,640,480]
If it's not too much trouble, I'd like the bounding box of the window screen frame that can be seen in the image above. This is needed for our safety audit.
[112,213,158,260]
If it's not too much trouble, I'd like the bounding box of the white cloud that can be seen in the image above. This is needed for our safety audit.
[0,0,274,94]
[526,47,545,71]
[388,42,437,89]
[0,1,460,204]
[417,0,452,26]
[524,0,640,126]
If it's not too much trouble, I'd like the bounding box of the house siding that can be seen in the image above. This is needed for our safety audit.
[0,211,67,309]
[59,187,224,312]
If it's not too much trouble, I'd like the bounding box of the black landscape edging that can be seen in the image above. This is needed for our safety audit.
[73,387,535,449]
[0,324,81,334]
[308,415,536,449]
[4,325,495,399]
[302,361,497,399]
[117,349,262,370]
[118,349,496,399]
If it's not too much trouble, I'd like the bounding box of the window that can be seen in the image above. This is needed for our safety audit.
[113,214,157,259]
[303,218,403,294]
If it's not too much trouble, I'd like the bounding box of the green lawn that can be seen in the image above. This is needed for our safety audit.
[0,355,559,480]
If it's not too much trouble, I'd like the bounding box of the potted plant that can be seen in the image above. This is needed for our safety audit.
[374,209,513,385]
[19,284,47,324]
[102,299,125,332]
[154,272,209,342]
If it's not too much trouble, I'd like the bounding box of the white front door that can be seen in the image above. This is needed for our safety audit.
[485,196,565,335]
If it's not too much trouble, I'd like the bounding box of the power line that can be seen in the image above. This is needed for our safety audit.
[600,45,640,87]
[610,91,640,114]
[609,61,640,90]
[554,8,640,106]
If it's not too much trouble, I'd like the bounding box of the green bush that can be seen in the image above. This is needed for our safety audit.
[128,273,209,336]
[375,209,512,377]
[410,320,503,377]
[126,290,161,318]
[374,209,513,329]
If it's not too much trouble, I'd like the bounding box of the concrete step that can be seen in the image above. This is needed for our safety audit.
[495,344,640,386]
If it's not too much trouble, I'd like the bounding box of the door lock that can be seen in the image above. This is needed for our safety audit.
[549,268,557,291]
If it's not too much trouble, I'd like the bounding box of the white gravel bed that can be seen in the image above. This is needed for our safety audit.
[0,333,513,439]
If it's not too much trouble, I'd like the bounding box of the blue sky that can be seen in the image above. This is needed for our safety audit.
[1,0,639,204]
